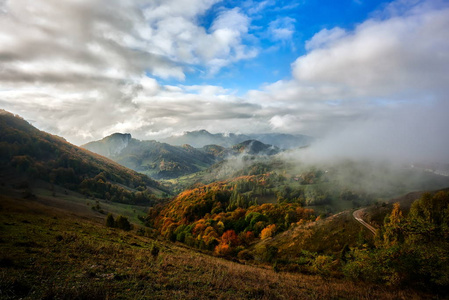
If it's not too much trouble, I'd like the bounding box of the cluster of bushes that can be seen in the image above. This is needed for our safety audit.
[253,247,337,276]
[105,214,132,231]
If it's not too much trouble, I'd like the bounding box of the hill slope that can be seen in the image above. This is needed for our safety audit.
[0,110,167,205]
[0,192,422,299]
[232,140,280,155]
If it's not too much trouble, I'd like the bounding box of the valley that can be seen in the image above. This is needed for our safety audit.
[1,110,449,298]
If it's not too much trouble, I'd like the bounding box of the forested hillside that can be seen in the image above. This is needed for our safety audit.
[146,175,315,255]
[0,110,167,205]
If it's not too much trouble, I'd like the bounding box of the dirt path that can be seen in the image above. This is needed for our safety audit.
[353,208,377,235]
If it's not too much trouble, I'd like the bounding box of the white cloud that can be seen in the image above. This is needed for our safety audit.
[141,3,257,75]
[269,114,298,129]
[245,0,275,15]
[0,0,263,144]
[305,27,347,51]
[0,0,184,83]
[268,17,296,41]
[142,0,220,20]
[251,2,449,107]
[245,0,449,161]
[1,0,449,165]
[0,0,258,85]
[293,6,449,97]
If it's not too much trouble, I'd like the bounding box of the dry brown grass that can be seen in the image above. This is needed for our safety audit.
[0,194,428,299]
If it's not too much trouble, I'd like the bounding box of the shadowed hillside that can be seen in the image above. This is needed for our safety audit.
[0,110,168,205]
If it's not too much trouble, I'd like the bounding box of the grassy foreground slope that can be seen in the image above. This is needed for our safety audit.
[0,193,425,299]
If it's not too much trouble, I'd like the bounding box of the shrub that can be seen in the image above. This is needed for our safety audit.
[311,255,334,276]
[264,246,278,263]
[237,249,253,260]
[150,242,160,258]
[105,213,115,228]
[115,215,132,231]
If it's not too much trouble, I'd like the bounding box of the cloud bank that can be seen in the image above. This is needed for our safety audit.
[248,0,449,162]
[0,0,448,164]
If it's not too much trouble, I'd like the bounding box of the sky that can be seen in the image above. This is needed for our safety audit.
[1,0,449,162]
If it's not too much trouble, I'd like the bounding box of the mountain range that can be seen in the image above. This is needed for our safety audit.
[82,133,282,179]
[161,129,313,149]
[82,134,216,179]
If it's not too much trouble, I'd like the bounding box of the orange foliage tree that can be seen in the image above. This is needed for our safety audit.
[221,230,240,247]
[214,243,232,256]
[260,224,276,240]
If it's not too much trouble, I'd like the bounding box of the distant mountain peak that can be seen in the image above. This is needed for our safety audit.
[162,130,313,149]
[83,132,132,157]
[103,132,132,141]
[185,129,214,137]
[181,144,195,150]
[233,140,280,156]
[162,130,250,148]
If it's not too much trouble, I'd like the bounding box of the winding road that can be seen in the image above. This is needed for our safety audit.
[353,208,377,235]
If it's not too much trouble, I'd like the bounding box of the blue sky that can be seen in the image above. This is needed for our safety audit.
[1,0,449,162]
[162,0,393,92]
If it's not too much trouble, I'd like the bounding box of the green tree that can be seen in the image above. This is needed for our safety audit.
[404,191,449,287]
[407,191,449,242]
[105,213,115,228]
[115,215,132,231]
[382,203,404,247]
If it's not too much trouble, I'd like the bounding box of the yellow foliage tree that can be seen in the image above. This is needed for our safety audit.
[260,224,276,240]
[382,202,404,246]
